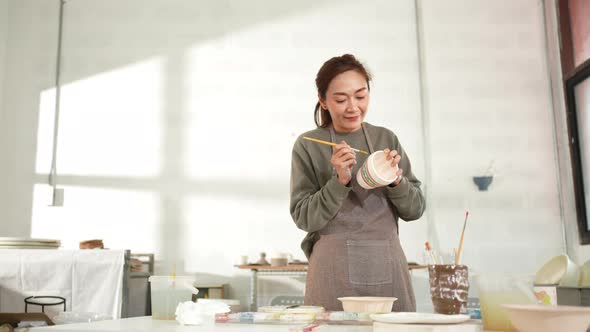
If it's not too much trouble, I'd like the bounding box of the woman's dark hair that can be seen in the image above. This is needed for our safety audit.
[314,54,372,127]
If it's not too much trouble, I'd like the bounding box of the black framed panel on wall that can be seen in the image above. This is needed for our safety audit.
[565,61,590,244]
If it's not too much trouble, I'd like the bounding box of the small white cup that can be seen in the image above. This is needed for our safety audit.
[270,252,291,267]
[356,150,399,189]
[237,255,248,266]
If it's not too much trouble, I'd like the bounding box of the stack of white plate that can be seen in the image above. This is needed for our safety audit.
[0,237,61,249]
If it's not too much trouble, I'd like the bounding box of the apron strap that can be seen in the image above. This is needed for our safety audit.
[328,123,374,175]
[361,122,374,154]
[328,123,374,153]
[329,128,337,176]
[329,127,336,143]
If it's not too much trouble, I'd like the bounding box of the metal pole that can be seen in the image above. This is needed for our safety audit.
[413,0,437,252]
[250,270,257,311]
[49,0,65,188]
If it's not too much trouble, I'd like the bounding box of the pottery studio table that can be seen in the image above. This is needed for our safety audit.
[236,264,428,311]
[30,316,488,332]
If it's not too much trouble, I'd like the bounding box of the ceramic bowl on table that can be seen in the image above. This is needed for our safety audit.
[535,254,580,286]
[338,297,397,313]
[502,304,590,332]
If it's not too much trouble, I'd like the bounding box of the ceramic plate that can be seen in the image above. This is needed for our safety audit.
[0,241,60,246]
[0,245,60,249]
[0,237,60,243]
[370,312,470,324]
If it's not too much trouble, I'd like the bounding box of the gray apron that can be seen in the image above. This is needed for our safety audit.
[304,123,416,312]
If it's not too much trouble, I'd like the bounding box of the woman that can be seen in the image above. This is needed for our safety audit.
[290,54,425,312]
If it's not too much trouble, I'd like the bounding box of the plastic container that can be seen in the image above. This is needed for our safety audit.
[337,297,397,313]
[476,274,535,331]
[149,275,197,320]
[580,260,590,287]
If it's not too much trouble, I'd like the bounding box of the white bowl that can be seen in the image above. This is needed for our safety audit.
[338,297,397,313]
[535,254,580,287]
[503,304,590,332]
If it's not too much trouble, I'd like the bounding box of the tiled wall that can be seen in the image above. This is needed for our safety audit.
[418,0,564,275]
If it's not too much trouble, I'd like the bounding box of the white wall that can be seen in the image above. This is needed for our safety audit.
[0,0,6,114]
[0,0,581,311]
[0,0,58,237]
[0,0,9,216]
[420,0,565,275]
[0,0,425,309]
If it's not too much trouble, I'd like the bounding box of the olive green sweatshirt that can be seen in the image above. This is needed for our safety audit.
[290,122,426,259]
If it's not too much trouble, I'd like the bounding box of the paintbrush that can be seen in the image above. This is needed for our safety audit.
[425,241,438,265]
[303,136,369,155]
[455,211,470,265]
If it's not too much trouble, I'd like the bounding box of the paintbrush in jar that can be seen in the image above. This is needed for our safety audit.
[425,241,438,265]
[455,211,470,265]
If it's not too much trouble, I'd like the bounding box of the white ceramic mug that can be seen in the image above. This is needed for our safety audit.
[238,255,248,266]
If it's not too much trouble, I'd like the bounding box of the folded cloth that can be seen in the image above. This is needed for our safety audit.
[0,249,125,318]
[175,301,230,326]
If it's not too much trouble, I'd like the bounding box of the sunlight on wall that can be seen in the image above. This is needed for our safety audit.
[35,89,57,174]
[181,3,423,184]
[183,39,309,183]
[177,4,427,271]
[179,195,306,277]
[29,1,426,284]
[35,57,165,177]
[31,184,160,252]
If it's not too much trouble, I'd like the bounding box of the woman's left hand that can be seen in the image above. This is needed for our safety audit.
[384,148,404,186]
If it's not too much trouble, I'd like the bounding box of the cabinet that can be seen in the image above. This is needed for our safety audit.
[193,284,226,300]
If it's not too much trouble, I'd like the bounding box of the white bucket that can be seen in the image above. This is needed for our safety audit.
[149,276,197,320]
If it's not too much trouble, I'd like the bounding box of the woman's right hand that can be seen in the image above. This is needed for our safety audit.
[331,141,356,185]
